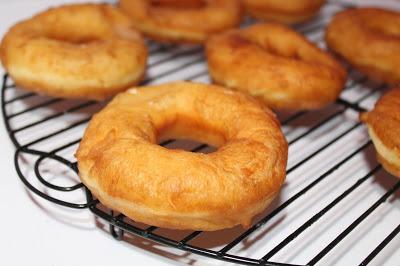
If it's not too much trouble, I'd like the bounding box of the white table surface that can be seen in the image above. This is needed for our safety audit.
[0,1,399,266]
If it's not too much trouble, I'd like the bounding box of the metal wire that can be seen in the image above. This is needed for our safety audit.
[1,1,399,265]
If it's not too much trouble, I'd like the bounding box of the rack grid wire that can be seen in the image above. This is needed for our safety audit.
[2,1,400,266]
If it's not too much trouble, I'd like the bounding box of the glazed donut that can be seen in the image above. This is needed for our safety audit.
[0,4,148,100]
[118,0,242,43]
[76,82,288,231]
[360,89,400,178]
[242,0,325,24]
[326,8,400,85]
[206,23,347,110]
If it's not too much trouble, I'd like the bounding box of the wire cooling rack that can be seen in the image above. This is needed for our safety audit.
[2,1,400,266]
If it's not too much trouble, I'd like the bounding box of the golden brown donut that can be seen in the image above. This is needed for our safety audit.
[206,23,347,110]
[242,0,325,24]
[76,82,288,231]
[326,8,400,85]
[118,0,242,43]
[360,89,400,178]
[0,4,148,100]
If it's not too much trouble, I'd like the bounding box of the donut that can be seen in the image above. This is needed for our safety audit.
[118,0,242,43]
[205,23,347,110]
[0,4,148,100]
[76,82,288,231]
[242,0,325,24]
[360,89,400,178]
[326,8,400,85]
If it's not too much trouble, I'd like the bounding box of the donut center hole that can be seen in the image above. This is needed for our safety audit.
[366,22,400,37]
[49,35,101,44]
[157,116,224,153]
[43,29,102,44]
[230,35,305,61]
[259,42,304,60]
[150,0,206,9]
[160,138,218,154]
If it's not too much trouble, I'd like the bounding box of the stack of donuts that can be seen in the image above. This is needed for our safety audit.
[1,0,399,231]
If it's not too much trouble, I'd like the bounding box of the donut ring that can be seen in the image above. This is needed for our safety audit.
[360,89,400,178]
[76,82,288,231]
[0,4,148,100]
[118,0,242,43]
[242,0,325,24]
[206,23,347,110]
[326,8,400,85]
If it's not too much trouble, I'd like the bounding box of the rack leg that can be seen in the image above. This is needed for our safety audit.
[110,224,124,241]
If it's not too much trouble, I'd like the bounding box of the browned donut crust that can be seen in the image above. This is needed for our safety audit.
[76,82,288,231]
[326,8,400,85]
[242,0,325,24]
[206,23,347,110]
[118,0,243,43]
[0,4,148,100]
[360,89,400,178]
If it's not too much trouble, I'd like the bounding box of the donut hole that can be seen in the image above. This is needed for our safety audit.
[157,115,225,152]
[259,39,309,61]
[365,22,400,38]
[355,13,400,38]
[230,34,305,62]
[261,43,302,60]
[34,10,114,44]
[39,23,108,44]
[30,21,107,45]
[150,0,206,9]
[45,34,102,44]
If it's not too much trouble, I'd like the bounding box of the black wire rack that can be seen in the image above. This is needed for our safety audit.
[2,1,400,265]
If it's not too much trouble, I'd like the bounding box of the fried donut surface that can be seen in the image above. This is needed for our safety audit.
[76,82,288,231]
[360,89,400,178]
[118,0,242,43]
[206,23,346,110]
[326,8,400,85]
[242,0,325,24]
[0,4,148,100]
